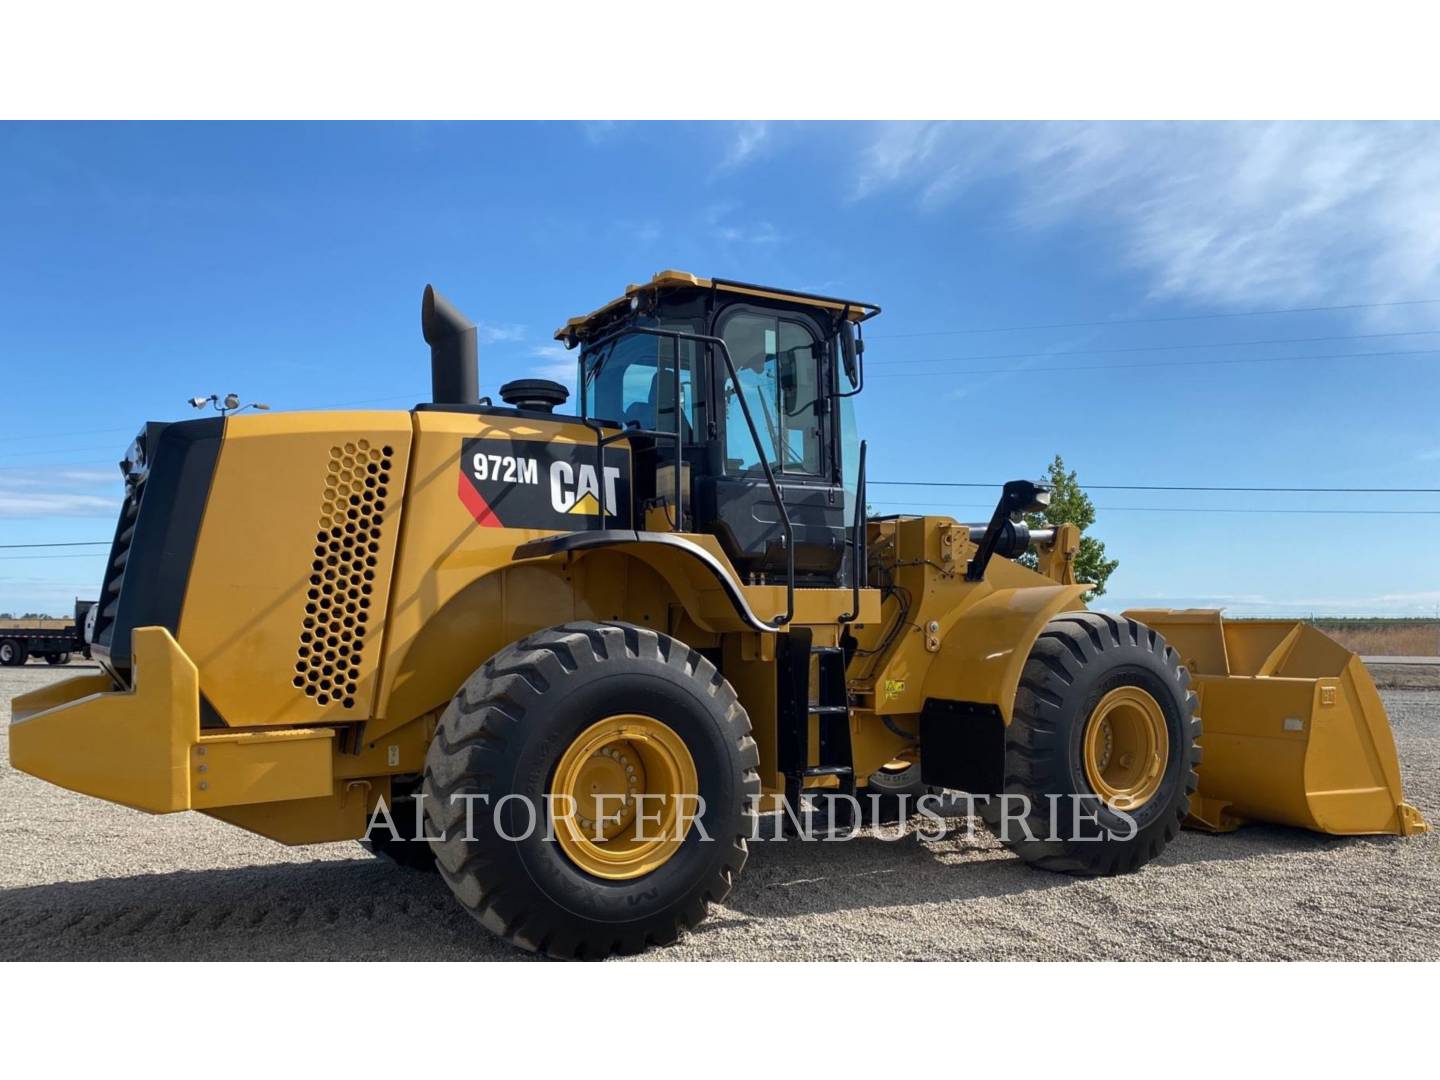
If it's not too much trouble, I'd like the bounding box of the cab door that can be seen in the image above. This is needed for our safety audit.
[696,305,846,584]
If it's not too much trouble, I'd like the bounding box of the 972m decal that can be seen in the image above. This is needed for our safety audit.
[457,437,632,530]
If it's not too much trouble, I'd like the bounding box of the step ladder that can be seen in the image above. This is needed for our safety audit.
[778,629,855,834]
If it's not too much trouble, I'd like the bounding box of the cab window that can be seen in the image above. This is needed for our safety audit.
[584,330,703,441]
[721,311,823,475]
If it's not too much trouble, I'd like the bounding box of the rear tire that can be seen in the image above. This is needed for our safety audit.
[423,621,760,959]
[359,790,439,872]
[0,640,24,666]
[981,612,1200,875]
[45,652,71,666]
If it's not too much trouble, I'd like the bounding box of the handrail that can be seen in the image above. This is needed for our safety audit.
[577,324,796,628]
[839,439,867,624]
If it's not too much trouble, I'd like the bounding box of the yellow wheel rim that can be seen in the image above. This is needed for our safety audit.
[550,714,699,881]
[1082,686,1169,810]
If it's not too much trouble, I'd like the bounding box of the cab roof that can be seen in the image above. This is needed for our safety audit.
[554,269,881,344]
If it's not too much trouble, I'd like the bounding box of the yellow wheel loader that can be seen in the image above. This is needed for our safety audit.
[10,270,1427,958]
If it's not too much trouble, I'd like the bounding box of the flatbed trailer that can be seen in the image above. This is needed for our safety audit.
[0,600,94,666]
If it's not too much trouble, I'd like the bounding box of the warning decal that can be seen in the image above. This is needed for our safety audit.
[457,437,633,531]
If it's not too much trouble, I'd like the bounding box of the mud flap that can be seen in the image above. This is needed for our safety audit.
[1126,610,1428,837]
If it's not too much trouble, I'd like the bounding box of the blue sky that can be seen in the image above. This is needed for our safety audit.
[2,121,1437,616]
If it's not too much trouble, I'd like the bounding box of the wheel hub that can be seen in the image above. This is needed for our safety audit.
[1082,686,1169,810]
[571,744,642,839]
[550,714,698,880]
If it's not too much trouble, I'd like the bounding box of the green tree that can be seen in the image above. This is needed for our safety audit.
[1021,454,1119,597]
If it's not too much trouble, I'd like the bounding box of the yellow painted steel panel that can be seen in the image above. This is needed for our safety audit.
[204,782,379,845]
[177,411,412,726]
[1129,610,1427,836]
[10,626,197,812]
[919,582,1090,722]
[190,728,335,809]
[10,626,341,818]
[374,410,606,729]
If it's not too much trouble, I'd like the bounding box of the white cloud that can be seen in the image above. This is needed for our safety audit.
[720,121,769,171]
[477,321,526,345]
[0,467,122,516]
[0,491,118,517]
[852,121,950,200]
[851,122,1440,315]
[579,121,624,145]
[716,221,780,246]
[705,201,782,246]
[528,344,577,384]
[522,344,578,400]
[58,469,121,484]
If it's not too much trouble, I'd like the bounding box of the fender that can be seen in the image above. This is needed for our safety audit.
[513,530,774,633]
[921,582,1090,723]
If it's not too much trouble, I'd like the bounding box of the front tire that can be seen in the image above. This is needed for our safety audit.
[863,760,927,824]
[423,621,760,959]
[45,652,71,666]
[982,612,1200,875]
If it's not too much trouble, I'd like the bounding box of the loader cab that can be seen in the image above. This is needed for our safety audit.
[559,271,878,588]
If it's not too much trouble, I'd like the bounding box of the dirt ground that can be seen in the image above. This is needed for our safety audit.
[2,663,1437,961]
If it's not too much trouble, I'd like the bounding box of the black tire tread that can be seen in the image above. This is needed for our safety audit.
[422,621,759,959]
[981,611,1201,876]
[357,793,440,872]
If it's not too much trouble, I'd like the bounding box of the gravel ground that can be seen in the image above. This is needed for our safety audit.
[2,663,1437,961]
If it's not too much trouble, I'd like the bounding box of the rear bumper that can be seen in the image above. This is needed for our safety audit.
[9,626,336,814]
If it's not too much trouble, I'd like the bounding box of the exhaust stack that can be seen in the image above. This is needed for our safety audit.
[421,284,479,405]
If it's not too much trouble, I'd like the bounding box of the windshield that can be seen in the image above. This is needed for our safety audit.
[583,328,704,441]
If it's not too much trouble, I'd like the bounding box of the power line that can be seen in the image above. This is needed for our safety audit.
[0,444,127,462]
[869,481,1440,493]
[0,461,116,473]
[868,346,1440,379]
[0,426,134,444]
[0,552,111,561]
[866,328,1440,367]
[4,477,1437,556]
[0,396,417,453]
[870,501,1440,516]
[0,541,111,549]
[871,297,1440,339]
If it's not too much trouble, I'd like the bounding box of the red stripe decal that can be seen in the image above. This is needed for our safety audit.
[458,472,503,527]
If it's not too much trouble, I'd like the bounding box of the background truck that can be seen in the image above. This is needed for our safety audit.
[0,599,95,666]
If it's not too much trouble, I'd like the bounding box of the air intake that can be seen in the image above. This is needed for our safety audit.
[294,440,394,709]
[421,284,479,405]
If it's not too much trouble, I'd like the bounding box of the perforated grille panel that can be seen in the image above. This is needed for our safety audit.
[294,440,393,708]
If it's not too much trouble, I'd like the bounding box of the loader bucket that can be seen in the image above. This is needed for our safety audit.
[1125,610,1428,837]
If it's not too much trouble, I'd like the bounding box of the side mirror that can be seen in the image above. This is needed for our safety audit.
[839,326,859,388]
